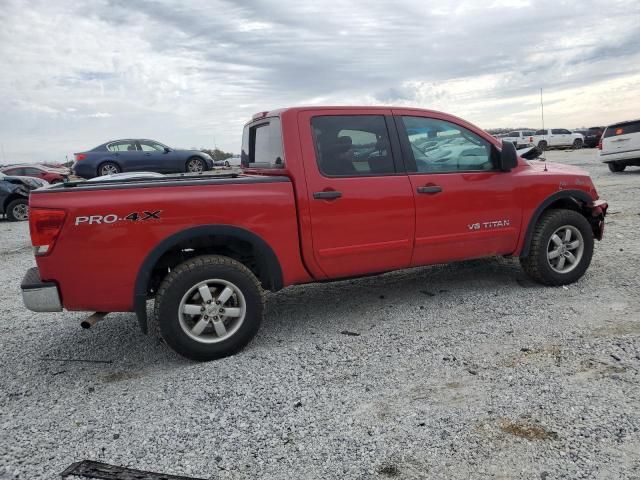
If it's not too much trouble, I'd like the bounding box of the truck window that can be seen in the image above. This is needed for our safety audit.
[535,129,547,135]
[401,116,494,173]
[507,132,520,137]
[241,117,284,168]
[311,115,395,177]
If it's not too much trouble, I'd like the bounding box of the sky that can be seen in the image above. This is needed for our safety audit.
[1,0,639,164]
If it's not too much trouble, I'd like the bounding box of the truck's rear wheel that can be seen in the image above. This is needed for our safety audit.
[537,140,548,151]
[573,138,583,149]
[608,162,626,172]
[154,255,263,361]
[520,209,594,286]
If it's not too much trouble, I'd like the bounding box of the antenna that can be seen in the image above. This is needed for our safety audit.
[540,87,545,135]
[540,88,548,164]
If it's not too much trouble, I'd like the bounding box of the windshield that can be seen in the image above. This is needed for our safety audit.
[241,117,284,168]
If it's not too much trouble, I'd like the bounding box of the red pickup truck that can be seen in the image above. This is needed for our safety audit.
[21,107,607,360]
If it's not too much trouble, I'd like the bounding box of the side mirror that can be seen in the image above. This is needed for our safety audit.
[498,140,518,171]
[164,147,171,153]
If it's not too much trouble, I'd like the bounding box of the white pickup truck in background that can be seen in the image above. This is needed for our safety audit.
[502,130,536,148]
[533,129,584,150]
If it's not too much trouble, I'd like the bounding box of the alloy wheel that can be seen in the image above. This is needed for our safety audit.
[187,159,204,172]
[12,203,29,221]
[546,225,584,274]
[178,279,246,343]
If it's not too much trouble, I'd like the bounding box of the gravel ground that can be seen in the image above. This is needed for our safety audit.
[1,149,639,479]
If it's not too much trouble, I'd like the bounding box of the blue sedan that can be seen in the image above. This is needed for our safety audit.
[72,139,214,178]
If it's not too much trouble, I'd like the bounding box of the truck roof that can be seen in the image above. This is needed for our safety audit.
[249,105,453,124]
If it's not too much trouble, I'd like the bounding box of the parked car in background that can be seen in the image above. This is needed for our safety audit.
[212,158,231,167]
[72,139,215,179]
[532,129,584,150]
[502,130,536,148]
[212,155,241,167]
[599,119,640,172]
[0,172,45,221]
[227,154,242,167]
[582,126,605,148]
[1,164,68,184]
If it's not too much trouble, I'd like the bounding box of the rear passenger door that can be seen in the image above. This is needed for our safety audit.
[298,110,416,278]
[393,111,521,266]
[107,140,143,171]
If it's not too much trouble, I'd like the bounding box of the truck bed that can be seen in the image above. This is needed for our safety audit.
[29,173,311,312]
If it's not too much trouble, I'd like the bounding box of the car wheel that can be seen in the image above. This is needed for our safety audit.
[573,139,583,149]
[98,162,121,176]
[520,209,594,286]
[186,157,205,173]
[608,162,626,173]
[537,140,548,151]
[224,160,230,167]
[154,255,264,361]
[7,198,29,221]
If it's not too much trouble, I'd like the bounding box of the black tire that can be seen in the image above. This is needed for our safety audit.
[186,157,205,173]
[538,140,548,151]
[224,160,230,167]
[608,162,626,173]
[520,209,594,286]
[97,161,121,176]
[573,139,583,149]
[6,198,29,221]
[154,255,264,361]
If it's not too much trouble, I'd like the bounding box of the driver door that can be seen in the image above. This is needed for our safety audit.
[392,110,521,266]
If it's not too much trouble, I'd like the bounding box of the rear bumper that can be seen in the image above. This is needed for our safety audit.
[21,267,62,312]
[71,162,95,179]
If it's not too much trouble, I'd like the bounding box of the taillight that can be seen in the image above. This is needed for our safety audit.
[597,139,602,150]
[529,136,533,143]
[29,208,66,256]
[75,153,86,161]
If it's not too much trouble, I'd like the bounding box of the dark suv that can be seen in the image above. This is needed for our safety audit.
[584,127,605,148]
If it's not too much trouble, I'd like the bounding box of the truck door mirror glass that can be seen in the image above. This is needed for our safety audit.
[499,140,518,171]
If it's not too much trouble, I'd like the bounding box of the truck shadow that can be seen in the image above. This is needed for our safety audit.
[32,257,533,375]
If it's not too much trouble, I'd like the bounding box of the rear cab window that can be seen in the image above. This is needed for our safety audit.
[241,117,285,169]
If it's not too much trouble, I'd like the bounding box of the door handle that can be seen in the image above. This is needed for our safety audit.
[313,191,342,200]
[145,152,152,156]
[417,185,442,194]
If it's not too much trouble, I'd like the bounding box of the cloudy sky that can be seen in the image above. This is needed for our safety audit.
[1,0,639,164]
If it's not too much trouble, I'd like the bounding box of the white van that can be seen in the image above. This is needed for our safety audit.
[599,120,640,172]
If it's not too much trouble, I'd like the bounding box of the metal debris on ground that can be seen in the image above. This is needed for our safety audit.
[60,460,207,480]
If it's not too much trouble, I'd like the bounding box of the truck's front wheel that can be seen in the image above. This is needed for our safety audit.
[520,209,594,286]
[154,255,264,361]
